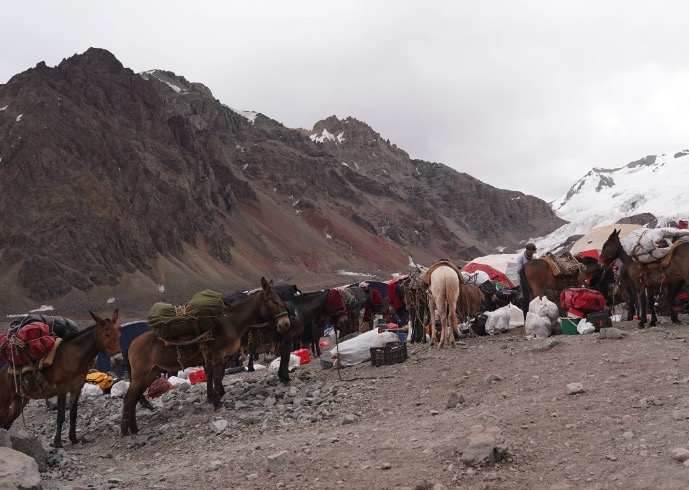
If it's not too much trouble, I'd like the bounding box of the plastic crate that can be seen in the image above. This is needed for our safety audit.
[370,342,408,367]
[560,318,580,335]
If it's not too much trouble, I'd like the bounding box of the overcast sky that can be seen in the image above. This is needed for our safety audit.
[2,1,688,202]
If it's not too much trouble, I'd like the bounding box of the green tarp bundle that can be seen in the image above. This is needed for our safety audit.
[147,289,225,339]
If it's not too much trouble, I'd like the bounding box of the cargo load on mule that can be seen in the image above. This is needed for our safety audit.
[9,314,78,338]
[0,321,56,367]
[147,289,225,340]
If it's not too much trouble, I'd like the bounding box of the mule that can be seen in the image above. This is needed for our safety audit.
[121,278,289,436]
[599,229,689,328]
[247,288,349,382]
[519,254,601,317]
[0,310,121,448]
[427,265,461,348]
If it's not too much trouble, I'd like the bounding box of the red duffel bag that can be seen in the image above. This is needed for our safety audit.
[560,288,606,313]
[0,321,56,366]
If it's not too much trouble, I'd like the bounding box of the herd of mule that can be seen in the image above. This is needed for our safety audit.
[2,233,689,446]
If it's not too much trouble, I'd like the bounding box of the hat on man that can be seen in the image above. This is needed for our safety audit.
[359,281,369,288]
[526,243,537,251]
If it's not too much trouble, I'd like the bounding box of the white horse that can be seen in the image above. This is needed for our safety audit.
[427,265,460,348]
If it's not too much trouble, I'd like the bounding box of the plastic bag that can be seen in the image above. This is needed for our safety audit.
[576,320,596,334]
[110,380,130,398]
[81,383,102,397]
[327,329,399,367]
[485,308,510,335]
[525,312,552,339]
[529,297,559,324]
[268,353,300,372]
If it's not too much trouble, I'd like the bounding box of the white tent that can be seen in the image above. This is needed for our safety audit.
[468,253,520,285]
[570,224,643,255]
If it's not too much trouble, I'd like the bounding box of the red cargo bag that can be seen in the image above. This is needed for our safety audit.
[0,321,56,366]
[560,288,606,313]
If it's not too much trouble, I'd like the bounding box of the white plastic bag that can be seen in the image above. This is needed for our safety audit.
[167,376,190,386]
[485,308,510,335]
[525,312,552,339]
[268,353,300,373]
[576,320,596,334]
[81,383,102,397]
[110,380,129,398]
[507,303,525,328]
[327,329,399,367]
[529,297,559,324]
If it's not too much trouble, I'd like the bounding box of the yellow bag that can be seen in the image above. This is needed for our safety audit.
[85,371,114,390]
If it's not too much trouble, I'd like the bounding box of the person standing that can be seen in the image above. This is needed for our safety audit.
[358,281,382,332]
[516,243,537,273]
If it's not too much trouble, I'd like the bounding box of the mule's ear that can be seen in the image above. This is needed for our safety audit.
[615,229,620,237]
[111,309,119,325]
[89,310,102,323]
[261,277,268,290]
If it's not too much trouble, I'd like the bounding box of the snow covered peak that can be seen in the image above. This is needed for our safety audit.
[535,150,689,252]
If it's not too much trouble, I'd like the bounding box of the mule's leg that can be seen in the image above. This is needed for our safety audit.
[428,296,437,346]
[121,370,157,436]
[3,395,28,430]
[277,335,292,384]
[67,389,82,444]
[54,392,68,448]
[210,357,225,409]
[648,289,658,327]
[637,288,647,328]
[205,362,214,404]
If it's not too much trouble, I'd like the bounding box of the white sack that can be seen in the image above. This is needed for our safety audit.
[506,303,525,328]
[461,270,491,285]
[529,296,559,324]
[167,376,190,386]
[621,228,689,263]
[327,329,399,367]
[525,312,552,339]
[268,354,300,373]
[485,308,511,335]
[81,383,102,397]
[110,380,129,398]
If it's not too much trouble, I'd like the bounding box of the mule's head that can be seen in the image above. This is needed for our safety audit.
[90,309,121,357]
[598,229,622,268]
[260,277,291,333]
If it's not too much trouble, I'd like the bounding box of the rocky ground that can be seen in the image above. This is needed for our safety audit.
[6,314,689,490]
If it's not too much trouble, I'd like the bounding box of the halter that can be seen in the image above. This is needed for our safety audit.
[273,311,289,320]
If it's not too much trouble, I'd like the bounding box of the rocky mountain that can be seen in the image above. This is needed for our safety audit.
[0,48,563,312]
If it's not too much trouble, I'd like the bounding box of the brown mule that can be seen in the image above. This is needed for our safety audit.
[0,310,121,448]
[121,277,289,436]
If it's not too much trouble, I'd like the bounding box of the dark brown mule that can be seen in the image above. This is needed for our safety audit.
[121,278,289,436]
[519,254,601,317]
[247,289,349,382]
[0,310,121,448]
[599,229,689,328]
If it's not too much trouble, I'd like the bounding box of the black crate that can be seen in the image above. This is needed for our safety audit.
[370,342,408,367]
[586,310,612,332]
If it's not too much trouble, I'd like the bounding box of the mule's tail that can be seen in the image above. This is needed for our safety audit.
[519,266,532,316]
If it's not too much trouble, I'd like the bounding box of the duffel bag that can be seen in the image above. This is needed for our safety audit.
[0,321,56,366]
[560,287,606,313]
